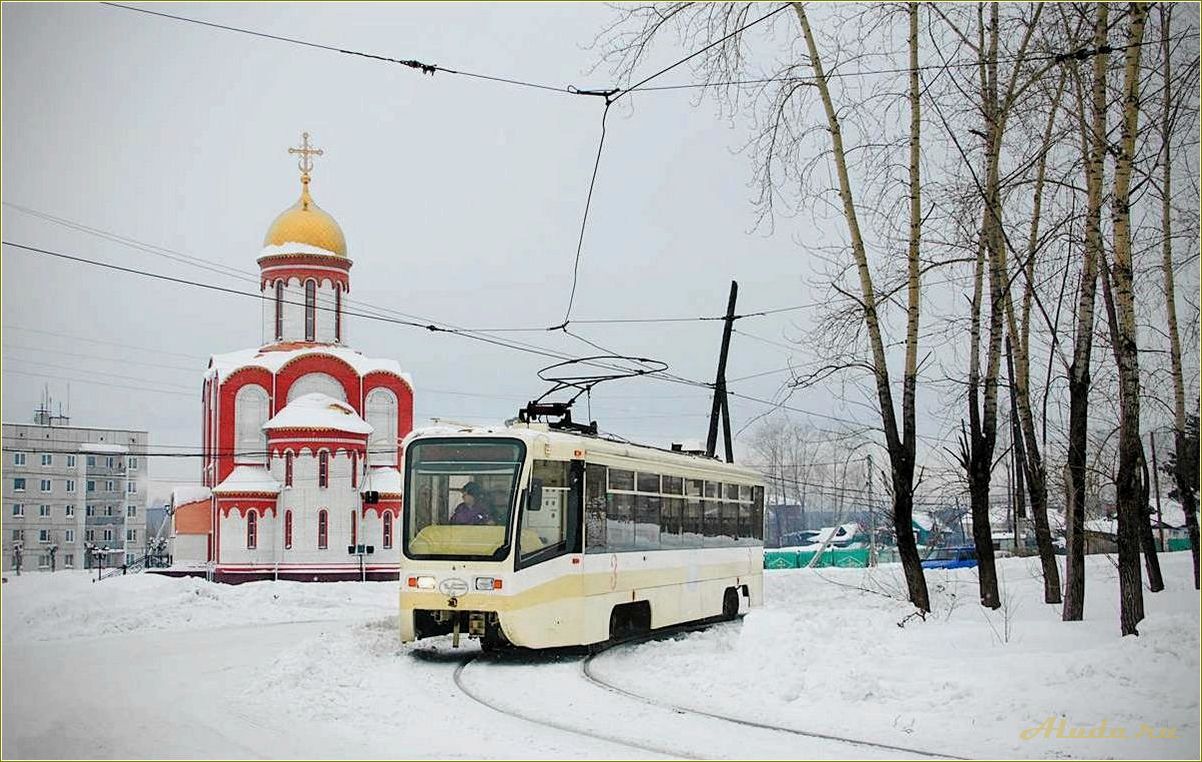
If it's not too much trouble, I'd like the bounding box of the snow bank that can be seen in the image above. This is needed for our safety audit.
[589,552,1200,759]
[1,571,394,644]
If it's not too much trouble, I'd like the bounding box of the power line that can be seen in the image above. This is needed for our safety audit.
[99,2,583,95]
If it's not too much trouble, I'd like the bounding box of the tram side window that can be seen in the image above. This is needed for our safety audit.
[683,497,703,548]
[704,481,719,499]
[609,492,636,550]
[520,460,569,560]
[724,483,740,500]
[721,500,740,545]
[737,502,754,546]
[703,500,722,547]
[660,496,684,548]
[609,468,635,492]
[662,475,683,495]
[634,493,661,550]
[753,485,765,541]
[585,463,609,553]
[636,472,661,494]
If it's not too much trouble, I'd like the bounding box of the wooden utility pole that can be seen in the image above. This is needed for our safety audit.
[706,281,738,463]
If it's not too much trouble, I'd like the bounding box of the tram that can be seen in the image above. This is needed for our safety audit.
[398,421,765,650]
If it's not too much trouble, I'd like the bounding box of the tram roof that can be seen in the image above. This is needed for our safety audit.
[404,422,762,483]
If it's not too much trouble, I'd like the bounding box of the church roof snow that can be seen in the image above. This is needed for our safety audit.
[214,466,281,495]
[206,345,411,385]
[264,393,373,435]
[362,466,403,495]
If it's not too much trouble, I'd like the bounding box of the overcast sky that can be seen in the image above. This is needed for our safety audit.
[12,2,1179,502]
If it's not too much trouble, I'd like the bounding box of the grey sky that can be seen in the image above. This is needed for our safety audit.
[2,2,851,499]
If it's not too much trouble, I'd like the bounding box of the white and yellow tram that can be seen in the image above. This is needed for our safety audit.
[398,423,765,650]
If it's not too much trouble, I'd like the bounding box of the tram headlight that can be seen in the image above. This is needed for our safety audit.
[475,577,503,591]
[407,575,436,589]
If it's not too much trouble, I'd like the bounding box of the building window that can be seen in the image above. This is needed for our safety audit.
[127,481,137,494]
[65,505,74,518]
[40,479,51,493]
[319,451,329,488]
[41,453,52,466]
[13,452,27,466]
[126,553,135,566]
[11,504,24,518]
[246,510,257,549]
[11,529,22,542]
[87,455,95,467]
[351,451,358,488]
[127,457,137,470]
[317,510,328,549]
[127,505,137,518]
[304,279,316,341]
[39,505,50,518]
[334,284,342,342]
[284,510,293,549]
[67,455,76,468]
[13,478,26,492]
[350,510,357,547]
[66,479,76,493]
[126,528,137,542]
[64,554,74,567]
[65,529,75,543]
[39,529,50,543]
[382,512,393,549]
[285,452,294,487]
[85,529,95,542]
[87,480,95,493]
[275,281,285,340]
[106,505,114,517]
[103,529,113,542]
[365,388,398,466]
[86,505,95,517]
[106,457,115,469]
[105,480,114,492]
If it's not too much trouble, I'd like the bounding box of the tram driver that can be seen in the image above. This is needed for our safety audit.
[450,482,494,525]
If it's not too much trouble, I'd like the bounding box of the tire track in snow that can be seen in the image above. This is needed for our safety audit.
[580,648,968,761]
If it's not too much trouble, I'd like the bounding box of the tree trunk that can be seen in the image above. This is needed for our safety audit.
[1157,4,1201,589]
[792,0,929,611]
[1063,3,1108,623]
[1107,1,1150,636]
[1002,66,1066,607]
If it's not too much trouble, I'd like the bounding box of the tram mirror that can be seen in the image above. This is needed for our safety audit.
[527,479,544,511]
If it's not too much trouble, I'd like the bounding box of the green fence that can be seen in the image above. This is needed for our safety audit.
[1168,538,1193,552]
[764,547,871,569]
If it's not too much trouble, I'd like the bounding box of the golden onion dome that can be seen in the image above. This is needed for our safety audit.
[263,177,347,257]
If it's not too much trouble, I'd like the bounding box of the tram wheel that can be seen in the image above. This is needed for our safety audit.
[722,588,739,621]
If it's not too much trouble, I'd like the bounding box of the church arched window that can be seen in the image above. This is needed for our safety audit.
[304,279,316,341]
[287,372,346,403]
[317,509,328,549]
[382,511,393,549]
[334,284,343,343]
[246,510,258,549]
[365,388,398,466]
[234,385,269,464]
[284,510,293,549]
[285,451,294,487]
[274,281,284,341]
[319,451,329,488]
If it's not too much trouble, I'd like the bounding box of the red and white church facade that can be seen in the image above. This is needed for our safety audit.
[170,134,413,582]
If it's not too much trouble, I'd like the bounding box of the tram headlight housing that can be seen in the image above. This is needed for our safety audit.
[407,575,436,589]
[475,577,503,591]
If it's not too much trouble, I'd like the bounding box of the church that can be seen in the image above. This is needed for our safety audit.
[170,134,414,582]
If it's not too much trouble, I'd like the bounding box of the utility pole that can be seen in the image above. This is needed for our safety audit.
[867,453,877,567]
[1150,431,1164,551]
[706,281,738,463]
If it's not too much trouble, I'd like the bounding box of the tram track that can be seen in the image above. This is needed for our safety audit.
[581,637,969,761]
[451,653,700,759]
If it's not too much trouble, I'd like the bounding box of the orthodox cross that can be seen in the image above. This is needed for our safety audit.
[288,132,324,179]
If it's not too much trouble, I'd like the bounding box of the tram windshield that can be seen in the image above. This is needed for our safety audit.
[403,439,526,560]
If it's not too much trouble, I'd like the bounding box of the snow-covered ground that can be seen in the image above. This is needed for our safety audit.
[2,553,1198,759]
